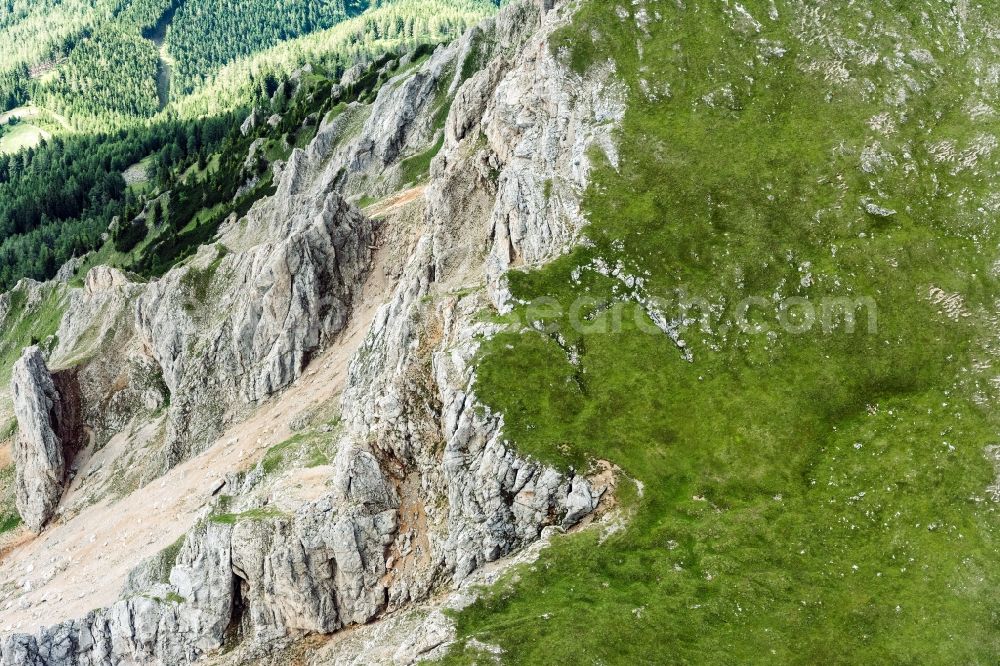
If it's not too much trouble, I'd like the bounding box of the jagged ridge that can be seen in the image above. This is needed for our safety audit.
[0,1,623,663]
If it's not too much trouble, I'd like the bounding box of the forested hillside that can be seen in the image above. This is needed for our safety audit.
[32,28,161,125]
[0,0,498,128]
[167,0,369,95]
[0,0,118,112]
[0,0,496,290]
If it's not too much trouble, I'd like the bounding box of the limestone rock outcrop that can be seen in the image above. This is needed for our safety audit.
[229,469,398,640]
[9,348,81,532]
[0,521,235,666]
[51,267,164,454]
[136,189,374,466]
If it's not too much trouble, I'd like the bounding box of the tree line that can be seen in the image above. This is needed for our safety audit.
[0,113,235,289]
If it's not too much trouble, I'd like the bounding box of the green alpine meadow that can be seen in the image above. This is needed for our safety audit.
[447,0,1000,662]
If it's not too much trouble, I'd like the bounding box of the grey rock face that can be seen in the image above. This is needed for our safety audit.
[0,1,622,662]
[229,490,397,640]
[334,0,619,604]
[10,348,80,533]
[309,31,480,202]
[345,54,450,178]
[51,267,164,454]
[240,108,261,136]
[862,198,898,217]
[475,6,626,310]
[53,256,89,283]
[986,445,1000,502]
[0,521,235,665]
[340,63,366,88]
[135,188,373,466]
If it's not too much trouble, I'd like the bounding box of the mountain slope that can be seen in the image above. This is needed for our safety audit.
[0,0,997,664]
[0,0,497,294]
[441,0,1000,663]
[0,2,613,663]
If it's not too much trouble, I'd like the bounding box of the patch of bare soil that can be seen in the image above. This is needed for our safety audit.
[121,161,151,186]
[362,185,426,219]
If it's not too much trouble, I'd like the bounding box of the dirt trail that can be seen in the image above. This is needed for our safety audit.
[363,185,426,219]
[0,188,426,632]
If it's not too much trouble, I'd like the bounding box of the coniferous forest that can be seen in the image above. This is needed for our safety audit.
[0,114,235,288]
[32,28,162,124]
[167,0,370,95]
[0,0,498,290]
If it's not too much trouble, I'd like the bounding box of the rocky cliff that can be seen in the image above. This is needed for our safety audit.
[135,185,374,468]
[0,1,624,662]
[9,349,82,533]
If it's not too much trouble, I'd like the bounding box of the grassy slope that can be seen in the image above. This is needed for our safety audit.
[0,283,67,386]
[0,122,48,155]
[445,0,1000,663]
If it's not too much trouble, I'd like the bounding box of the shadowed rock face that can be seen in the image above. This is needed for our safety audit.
[50,369,85,465]
[10,348,84,533]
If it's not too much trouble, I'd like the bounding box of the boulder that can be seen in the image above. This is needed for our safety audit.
[10,348,81,532]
